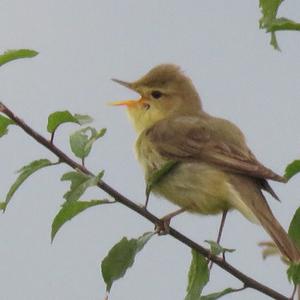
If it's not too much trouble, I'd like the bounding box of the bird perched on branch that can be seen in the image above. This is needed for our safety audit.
[111,64,300,262]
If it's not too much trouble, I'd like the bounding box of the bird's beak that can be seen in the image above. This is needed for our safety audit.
[109,99,142,106]
[111,78,133,89]
[110,78,142,107]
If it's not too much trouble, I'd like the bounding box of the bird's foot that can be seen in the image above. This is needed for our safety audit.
[154,208,186,235]
[155,216,172,235]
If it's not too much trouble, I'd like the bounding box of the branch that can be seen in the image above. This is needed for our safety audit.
[0,102,290,300]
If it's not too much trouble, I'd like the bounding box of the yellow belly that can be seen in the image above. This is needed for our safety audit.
[135,134,257,221]
[153,162,231,214]
[136,136,257,222]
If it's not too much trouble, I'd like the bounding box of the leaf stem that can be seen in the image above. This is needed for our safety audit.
[50,131,55,144]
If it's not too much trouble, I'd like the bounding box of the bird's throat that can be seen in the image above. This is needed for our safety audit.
[126,105,166,134]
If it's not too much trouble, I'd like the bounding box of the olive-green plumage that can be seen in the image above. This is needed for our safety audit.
[112,64,300,261]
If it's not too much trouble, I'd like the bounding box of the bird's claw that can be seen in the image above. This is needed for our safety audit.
[155,216,171,235]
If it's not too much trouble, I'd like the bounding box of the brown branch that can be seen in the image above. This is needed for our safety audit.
[0,102,290,300]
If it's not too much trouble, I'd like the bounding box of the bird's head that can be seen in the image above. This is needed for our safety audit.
[111,64,202,133]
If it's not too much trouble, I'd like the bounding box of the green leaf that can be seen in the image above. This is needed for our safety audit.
[287,262,300,285]
[70,129,91,159]
[285,160,300,181]
[259,0,300,50]
[200,288,236,300]
[61,171,104,202]
[51,199,109,242]
[185,250,209,300]
[0,49,38,67]
[269,18,300,32]
[83,128,106,152]
[205,240,235,256]
[47,111,93,133]
[288,207,300,250]
[101,232,154,292]
[146,160,178,198]
[259,0,283,28]
[69,127,106,159]
[0,115,15,137]
[4,159,54,210]
[73,114,94,125]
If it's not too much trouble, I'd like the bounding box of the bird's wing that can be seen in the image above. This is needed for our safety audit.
[146,115,286,183]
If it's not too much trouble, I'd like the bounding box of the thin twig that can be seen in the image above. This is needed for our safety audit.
[50,131,55,144]
[0,102,291,300]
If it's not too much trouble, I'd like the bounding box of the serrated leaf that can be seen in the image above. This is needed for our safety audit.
[101,232,154,292]
[285,160,300,180]
[51,199,109,242]
[0,49,38,67]
[205,240,235,256]
[287,262,300,285]
[4,159,54,210]
[0,115,15,137]
[146,160,178,198]
[61,171,104,202]
[288,207,300,250]
[69,127,106,159]
[200,288,236,300]
[47,111,93,133]
[185,250,209,300]
[259,0,300,50]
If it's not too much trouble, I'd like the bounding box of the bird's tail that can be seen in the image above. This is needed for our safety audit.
[255,201,300,300]
[230,175,300,262]
[256,203,300,261]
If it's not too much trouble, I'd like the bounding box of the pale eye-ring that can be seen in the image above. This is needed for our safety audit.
[151,90,162,99]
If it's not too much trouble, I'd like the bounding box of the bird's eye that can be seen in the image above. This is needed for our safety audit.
[151,90,162,99]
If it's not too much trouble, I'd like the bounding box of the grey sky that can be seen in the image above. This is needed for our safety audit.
[0,1,300,299]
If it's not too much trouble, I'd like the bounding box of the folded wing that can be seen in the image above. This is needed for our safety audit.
[146,115,286,198]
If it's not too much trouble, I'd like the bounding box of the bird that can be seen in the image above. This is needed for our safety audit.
[111,64,300,262]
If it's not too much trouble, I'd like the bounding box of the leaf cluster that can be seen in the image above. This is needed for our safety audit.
[259,0,300,49]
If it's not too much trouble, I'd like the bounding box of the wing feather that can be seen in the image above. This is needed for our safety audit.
[146,115,286,183]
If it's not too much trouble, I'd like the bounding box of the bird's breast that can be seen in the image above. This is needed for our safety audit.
[134,133,257,221]
[135,133,231,214]
[134,132,169,177]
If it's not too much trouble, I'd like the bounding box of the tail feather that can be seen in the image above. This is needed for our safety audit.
[229,175,300,262]
[256,207,300,261]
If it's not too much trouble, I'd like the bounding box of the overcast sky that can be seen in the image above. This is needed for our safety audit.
[0,1,300,300]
